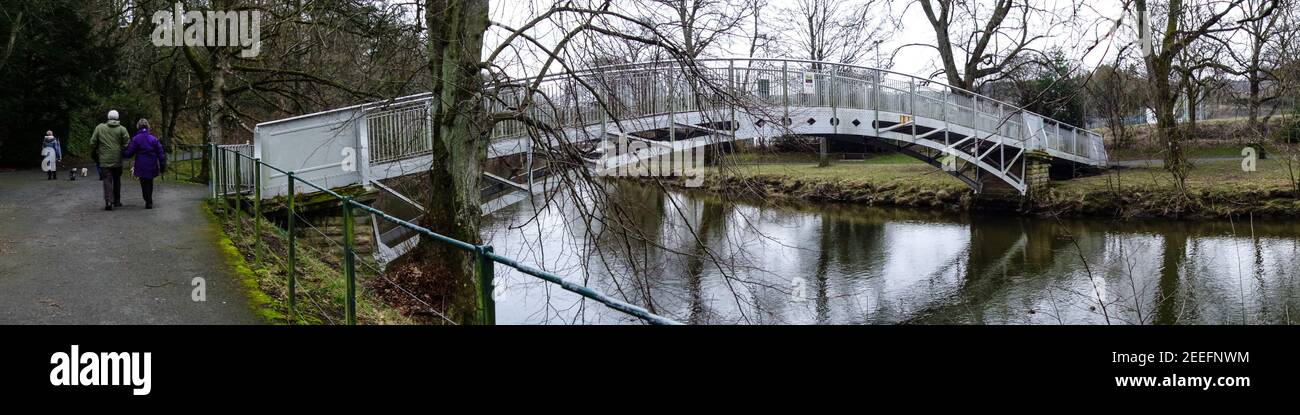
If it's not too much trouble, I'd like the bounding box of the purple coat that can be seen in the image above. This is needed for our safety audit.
[124,129,165,179]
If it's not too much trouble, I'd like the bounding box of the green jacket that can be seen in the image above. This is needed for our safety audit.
[91,120,130,167]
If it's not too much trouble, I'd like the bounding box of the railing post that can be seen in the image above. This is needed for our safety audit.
[286,172,297,322]
[942,89,950,146]
[999,105,1006,169]
[342,198,357,325]
[729,60,737,148]
[669,69,677,144]
[218,147,227,219]
[476,245,497,325]
[233,151,242,234]
[873,70,881,137]
[830,69,838,134]
[782,61,789,130]
[253,157,262,265]
[209,143,216,198]
[909,78,917,140]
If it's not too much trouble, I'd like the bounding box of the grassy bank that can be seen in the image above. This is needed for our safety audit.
[166,157,206,184]
[703,154,1300,219]
[1049,158,1300,218]
[206,200,416,325]
[1106,143,1248,161]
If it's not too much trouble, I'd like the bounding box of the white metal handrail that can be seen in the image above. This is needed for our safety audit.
[249,57,1108,200]
[481,58,1106,165]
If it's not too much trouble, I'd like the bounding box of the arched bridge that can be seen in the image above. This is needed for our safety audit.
[486,58,1108,194]
[238,57,1105,202]
[221,58,1107,264]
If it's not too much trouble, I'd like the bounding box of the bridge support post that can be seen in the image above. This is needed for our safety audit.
[1023,150,1052,201]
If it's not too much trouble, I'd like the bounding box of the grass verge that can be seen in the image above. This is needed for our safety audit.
[206,199,414,325]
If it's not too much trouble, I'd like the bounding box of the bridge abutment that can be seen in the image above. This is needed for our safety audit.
[1023,150,1052,201]
[976,149,1052,209]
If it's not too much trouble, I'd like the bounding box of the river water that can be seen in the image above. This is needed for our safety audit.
[483,183,1300,325]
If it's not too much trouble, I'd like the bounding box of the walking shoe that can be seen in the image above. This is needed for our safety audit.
[105,204,113,211]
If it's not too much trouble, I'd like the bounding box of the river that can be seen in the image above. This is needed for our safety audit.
[483,183,1300,325]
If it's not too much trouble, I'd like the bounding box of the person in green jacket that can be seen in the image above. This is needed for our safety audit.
[91,110,130,211]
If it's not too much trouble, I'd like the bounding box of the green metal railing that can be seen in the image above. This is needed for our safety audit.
[209,144,681,325]
[164,143,207,183]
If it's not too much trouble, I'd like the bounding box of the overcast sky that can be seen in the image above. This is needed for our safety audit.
[482,0,1132,82]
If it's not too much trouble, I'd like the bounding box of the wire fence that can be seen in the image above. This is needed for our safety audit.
[209,144,681,325]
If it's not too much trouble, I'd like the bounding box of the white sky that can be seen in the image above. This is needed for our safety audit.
[483,0,1133,83]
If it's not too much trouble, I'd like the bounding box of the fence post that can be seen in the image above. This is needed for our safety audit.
[218,148,227,219]
[253,157,262,265]
[286,172,297,322]
[342,198,357,325]
[476,245,497,325]
[234,153,243,234]
[209,144,216,198]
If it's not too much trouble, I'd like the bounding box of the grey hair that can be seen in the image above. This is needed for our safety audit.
[137,118,150,130]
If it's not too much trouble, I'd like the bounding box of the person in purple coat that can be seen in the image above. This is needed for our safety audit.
[123,119,166,209]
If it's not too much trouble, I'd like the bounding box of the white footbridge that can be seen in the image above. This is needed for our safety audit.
[219,58,1108,264]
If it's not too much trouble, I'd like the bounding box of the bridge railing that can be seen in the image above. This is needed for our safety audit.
[209,143,681,325]
[249,58,1106,201]
[484,58,1106,165]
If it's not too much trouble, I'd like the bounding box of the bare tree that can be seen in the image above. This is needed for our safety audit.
[1219,0,1291,132]
[1173,31,1230,137]
[1132,0,1271,190]
[1086,58,1145,149]
[411,0,775,323]
[908,0,1072,91]
[778,0,892,67]
[775,0,891,167]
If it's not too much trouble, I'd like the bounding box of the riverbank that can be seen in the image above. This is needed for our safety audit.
[694,155,1300,220]
[207,200,418,325]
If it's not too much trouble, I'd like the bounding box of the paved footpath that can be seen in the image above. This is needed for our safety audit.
[0,168,260,324]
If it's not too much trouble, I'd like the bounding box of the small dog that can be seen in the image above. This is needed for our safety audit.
[81,168,88,177]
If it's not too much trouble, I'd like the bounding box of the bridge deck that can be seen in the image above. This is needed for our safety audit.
[225,58,1105,202]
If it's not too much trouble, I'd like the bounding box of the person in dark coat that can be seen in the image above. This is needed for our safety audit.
[40,131,62,180]
[123,119,166,209]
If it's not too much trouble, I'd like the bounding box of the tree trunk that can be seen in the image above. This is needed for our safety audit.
[417,0,490,324]
[1185,84,1198,138]
[1248,77,1261,131]
[1145,57,1188,189]
[818,137,829,167]
[200,50,228,183]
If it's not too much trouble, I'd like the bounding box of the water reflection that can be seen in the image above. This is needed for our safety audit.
[482,183,1300,325]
